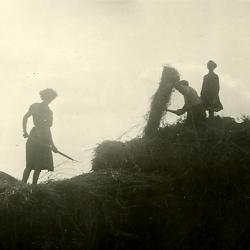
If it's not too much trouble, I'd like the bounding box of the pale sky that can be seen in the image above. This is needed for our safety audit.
[1,0,250,181]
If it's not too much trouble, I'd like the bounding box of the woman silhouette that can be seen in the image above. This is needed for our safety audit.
[22,88,58,184]
[200,60,223,118]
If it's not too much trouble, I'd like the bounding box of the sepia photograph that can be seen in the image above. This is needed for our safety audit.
[0,0,250,249]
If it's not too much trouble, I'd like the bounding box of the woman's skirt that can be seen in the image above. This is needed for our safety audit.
[201,95,223,112]
[26,127,54,171]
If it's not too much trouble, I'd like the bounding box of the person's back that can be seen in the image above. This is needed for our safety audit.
[172,80,205,127]
[182,85,201,109]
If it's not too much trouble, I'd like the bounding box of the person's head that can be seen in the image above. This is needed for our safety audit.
[174,80,189,94]
[207,60,217,72]
[39,88,58,104]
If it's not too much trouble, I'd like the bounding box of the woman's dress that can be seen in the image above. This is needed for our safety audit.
[200,72,223,112]
[26,103,54,171]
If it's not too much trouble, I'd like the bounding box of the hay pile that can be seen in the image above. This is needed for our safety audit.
[1,164,249,250]
[0,171,17,184]
[0,117,250,249]
[93,117,250,173]
[91,116,250,249]
[0,171,19,192]
[144,66,180,137]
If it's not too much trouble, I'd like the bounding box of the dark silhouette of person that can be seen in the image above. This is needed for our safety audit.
[200,60,223,118]
[22,88,58,184]
[169,80,205,127]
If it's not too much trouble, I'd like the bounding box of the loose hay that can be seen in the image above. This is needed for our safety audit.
[144,66,180,137]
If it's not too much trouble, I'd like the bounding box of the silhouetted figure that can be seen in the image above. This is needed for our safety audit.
[200,60,223,118]
[22,88,58,184]
[169,80,205,127]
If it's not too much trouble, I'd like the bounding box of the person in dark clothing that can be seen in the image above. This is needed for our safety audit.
[168,80,205,128]
[22,88,58,184]
[200,60,223,118]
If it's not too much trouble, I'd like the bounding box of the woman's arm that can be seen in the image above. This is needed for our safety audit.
[47,129,58,153]
[200,76,206,98]
[214,75,220,95]
[209,75,220,104]
[22,111,32,138]
[177,95,189,115]
[166,107,186,116]
[175,105,187,116]
[168,90,188,116]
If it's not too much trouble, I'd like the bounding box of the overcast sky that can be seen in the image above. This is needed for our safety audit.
[1,0,250,180]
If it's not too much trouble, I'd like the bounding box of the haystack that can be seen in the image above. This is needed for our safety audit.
[0,171,18,192]
[144,66,180,136]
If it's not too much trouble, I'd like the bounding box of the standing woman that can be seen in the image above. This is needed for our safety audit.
[22,88,58,184]
[200,60,223,118]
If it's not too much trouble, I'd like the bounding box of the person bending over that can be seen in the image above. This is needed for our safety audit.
[169,80,205,127]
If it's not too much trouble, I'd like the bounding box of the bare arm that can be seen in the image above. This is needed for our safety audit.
[200,76,206,98]
[177,96,188,115]
[22,111,32,138]
[177,107,187,115]
[47,128,58,153]
[166,107,186,116]
[166,91,188,116]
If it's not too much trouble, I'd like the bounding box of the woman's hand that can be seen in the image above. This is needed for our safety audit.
[166,109,184,116]
[51,145,59,153]
[23,132,29,138]
[175,109,184,116]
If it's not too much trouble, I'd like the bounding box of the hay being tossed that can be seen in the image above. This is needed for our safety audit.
[144,66,180,137]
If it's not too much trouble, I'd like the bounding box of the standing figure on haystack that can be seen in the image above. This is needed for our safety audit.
[168,80,206,128]
[200,60,223,118]
[22,88,58,184]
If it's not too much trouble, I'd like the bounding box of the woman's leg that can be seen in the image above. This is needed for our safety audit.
[32,170,41,184]
[22,168,32,183]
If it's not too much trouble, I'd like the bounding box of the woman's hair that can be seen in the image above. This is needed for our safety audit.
[39,88,58,101]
